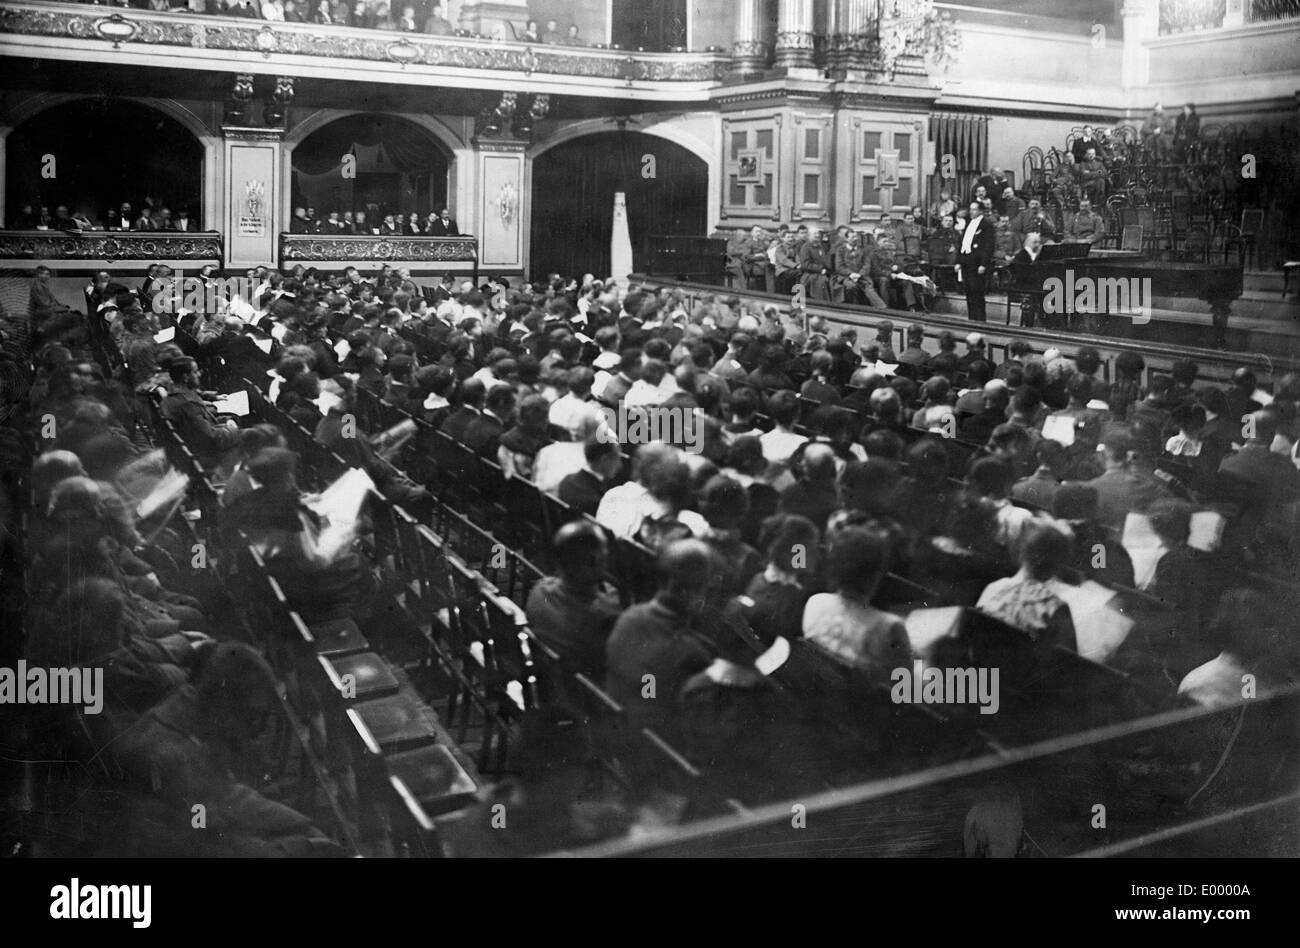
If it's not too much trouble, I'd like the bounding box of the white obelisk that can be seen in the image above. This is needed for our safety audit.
[610,191,633,288]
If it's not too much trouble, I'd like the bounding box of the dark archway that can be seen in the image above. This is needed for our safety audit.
[291,114,451,223]
[529,130,707,281]
[6,99,203,226]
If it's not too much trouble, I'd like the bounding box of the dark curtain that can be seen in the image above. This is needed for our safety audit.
[529,130,707,281]
[291,114,445,176]
[929,112,989,207]
[611,0,688,50]
[6,100,203,225]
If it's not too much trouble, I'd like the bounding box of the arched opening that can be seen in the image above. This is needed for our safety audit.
[6,99,203,226]
[530,130,707,280]
[290,114,451,224]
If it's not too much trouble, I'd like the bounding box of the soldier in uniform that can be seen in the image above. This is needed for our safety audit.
[797,226,834,302]
[1077,147,1109,206]
[1066,197,1106,243]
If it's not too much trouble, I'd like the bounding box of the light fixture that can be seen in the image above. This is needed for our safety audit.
[94,13,138,49]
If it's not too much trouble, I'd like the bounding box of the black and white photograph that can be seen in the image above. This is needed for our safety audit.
[0,0,1298,908]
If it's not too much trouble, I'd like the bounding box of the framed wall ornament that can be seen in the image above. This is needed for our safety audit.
[737,148,764,184]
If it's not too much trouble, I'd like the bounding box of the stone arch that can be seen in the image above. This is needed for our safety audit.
[282,109,466,228]
[3,95,216,228]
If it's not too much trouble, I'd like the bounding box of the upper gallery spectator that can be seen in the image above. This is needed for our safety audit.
[427,206,459,236]
[541,18,563,44]
[424,1,453,34]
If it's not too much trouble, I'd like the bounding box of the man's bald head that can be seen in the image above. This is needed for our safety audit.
[802,442,838,483]
[657,538,721,608]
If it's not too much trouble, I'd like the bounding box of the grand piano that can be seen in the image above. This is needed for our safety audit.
[1006,243,1244,348]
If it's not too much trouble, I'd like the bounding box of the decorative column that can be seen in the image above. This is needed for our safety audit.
[1121,0,1159,90]
[774,0,816,71]
[828,0,876,74]
[731,0,773,76]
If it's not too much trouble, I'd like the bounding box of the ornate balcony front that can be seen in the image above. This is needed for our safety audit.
[0,2,731,100]
[279,233,478,273]
[0,229,224,269]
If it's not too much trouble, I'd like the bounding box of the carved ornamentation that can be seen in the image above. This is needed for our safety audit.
[279,234,479,262]
[264,75,295,126]
[877,0,960,80]
[225,72,256,125]
[0,231,223,261]
[0,5,728,81]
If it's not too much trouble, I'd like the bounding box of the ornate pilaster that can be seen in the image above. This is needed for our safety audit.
[221,125,284,269]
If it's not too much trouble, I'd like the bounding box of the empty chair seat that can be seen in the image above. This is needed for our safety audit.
[298,616,370,658]
[326,652,401,701]
[348,687,441,753]
[385,744,478,819]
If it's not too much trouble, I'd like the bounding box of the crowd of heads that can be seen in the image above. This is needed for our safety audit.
[6,248,1300,854]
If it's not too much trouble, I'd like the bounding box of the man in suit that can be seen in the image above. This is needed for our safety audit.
[464,384,515,456]
[440,378,485,442]
[1071,125,1102,164]
[1012,231,1044,265]
[426,207,459,237]
[160,357,241,467]
[558,439,621,517]
[958,202,996,322]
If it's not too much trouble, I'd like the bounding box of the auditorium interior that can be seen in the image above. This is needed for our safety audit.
[1,0,1298,859]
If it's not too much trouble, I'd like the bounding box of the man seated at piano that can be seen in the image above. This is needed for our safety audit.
[1065,197,1106,243]
[1012,231,1045,265]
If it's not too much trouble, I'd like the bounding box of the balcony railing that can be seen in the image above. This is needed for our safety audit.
[0,229,223,262]
[278,233,478,271]
[0,2,730,83]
